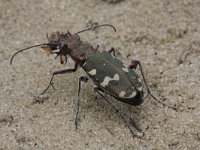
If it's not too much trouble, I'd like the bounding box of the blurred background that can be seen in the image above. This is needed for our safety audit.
[0,0,199,149]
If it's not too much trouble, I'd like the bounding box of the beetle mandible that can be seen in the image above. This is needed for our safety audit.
[10,24,176,137]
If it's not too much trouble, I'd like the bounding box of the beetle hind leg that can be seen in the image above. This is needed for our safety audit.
[129,60,177,111]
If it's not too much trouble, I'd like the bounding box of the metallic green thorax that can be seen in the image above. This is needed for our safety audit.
[82,51,143,103]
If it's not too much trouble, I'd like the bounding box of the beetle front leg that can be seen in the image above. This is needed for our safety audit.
[75,76,88,129]
[129,60,177,110]
[40,63,78,95]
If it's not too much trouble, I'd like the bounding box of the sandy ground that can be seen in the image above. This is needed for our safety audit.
[0,0,200,149]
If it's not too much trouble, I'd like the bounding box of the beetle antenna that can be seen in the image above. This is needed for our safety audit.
[10,43,49,65]
[75,24,117,35]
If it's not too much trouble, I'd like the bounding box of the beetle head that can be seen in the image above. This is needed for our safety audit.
[10,24,116,65]
[41,31,72,64]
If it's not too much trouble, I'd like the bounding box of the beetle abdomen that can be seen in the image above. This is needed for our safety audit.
[82,51,143,102]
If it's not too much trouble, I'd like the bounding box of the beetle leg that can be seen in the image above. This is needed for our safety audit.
[40,63,78,95]
[128,60,140,70]
[94,87,144,138]
[107,47,115,56]
[75,76,88,129]
[129,60,177,111]
[94,44,99,52]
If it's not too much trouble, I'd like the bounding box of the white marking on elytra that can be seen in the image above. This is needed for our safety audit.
[138,78,142,83]
[100,74,120,87]
[119,90,137,98]
[138,86,143,91]
[119,91,126,98]
[122,64,129,72]
[122,67,129,72]
[127,91,137,98]
[88,69,96,75]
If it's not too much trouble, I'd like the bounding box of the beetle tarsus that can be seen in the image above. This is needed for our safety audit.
[148,91,177,111]
[40,63,78,95]
[40,74,55,95]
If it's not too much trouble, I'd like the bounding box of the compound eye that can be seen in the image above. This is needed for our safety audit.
[61,42,67,48]
[49,42,58,50]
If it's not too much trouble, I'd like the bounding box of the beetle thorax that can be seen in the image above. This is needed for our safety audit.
[67,35,95,64]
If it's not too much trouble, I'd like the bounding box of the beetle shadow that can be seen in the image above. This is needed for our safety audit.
[86,91,145,136]
[33,77,145,136]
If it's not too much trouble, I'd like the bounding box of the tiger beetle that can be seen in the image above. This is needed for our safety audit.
[10,24,177,137]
